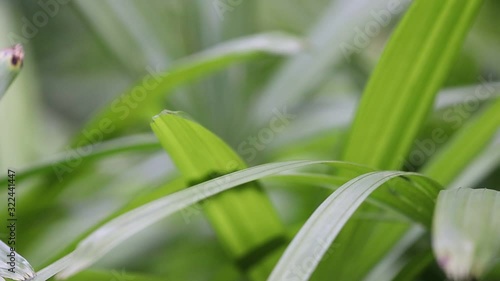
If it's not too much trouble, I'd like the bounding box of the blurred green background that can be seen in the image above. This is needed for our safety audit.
[0,0,499,280]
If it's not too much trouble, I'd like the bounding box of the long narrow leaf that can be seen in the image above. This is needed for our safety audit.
[268,171,442,281]
[422,98,500,185]
[343,0,484,170]
[0,134,160,188]
[0,240,35,281]
[333,1,484,279]
[30,160,365,280]
[29,160,436,280]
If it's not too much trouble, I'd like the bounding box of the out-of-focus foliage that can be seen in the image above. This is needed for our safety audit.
[0,0,499,280]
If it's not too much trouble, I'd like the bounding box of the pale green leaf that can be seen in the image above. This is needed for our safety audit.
[151,110,288,280]
[0,240,35,281]
[268,171,442,281]
[432,188,500,280]
[30,160,365,280]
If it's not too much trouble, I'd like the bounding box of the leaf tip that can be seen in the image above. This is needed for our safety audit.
[1,44,24,70]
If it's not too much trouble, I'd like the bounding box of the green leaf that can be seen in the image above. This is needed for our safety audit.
[29,159,440,280]
[40,177,186,270]
[312,0,483,281]
[32,253,74,281]
[0,44,24,100]
[267,172,440,227]
[422,98,500,186]
[432,188,500,280]
[0,134,160,189]
[30,160,437,281]
[448,142,500,190]
[331,1,484,280]
[268,171,442,281]
[73,32,303,147]
[32,160,366,280]
[0,240,35,280]
[150,110,287,280]
[342,0,484,170]
[373,98,500,279]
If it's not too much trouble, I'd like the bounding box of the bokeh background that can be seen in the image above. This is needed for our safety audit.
[0,1,499,280]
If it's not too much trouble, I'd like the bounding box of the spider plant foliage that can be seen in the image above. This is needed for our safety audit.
[325,0,486,280]
[2,0,500,281]
[151,110,287,280]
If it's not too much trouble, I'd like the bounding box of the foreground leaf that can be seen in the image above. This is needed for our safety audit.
[151,111,287,280]
[268,171,442,280]
[0,240,35,280]
[343,0,484,170]
[432,188,500,280]
[334,1,484,280]
[30,160,365,280]
[30,160,438,280]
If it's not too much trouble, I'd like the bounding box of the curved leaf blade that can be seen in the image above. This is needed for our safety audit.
[268,171,442,281]
[343,0,484,170]
[333,1,484,279]
[0,240,35,281]
[30,160,366,280]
